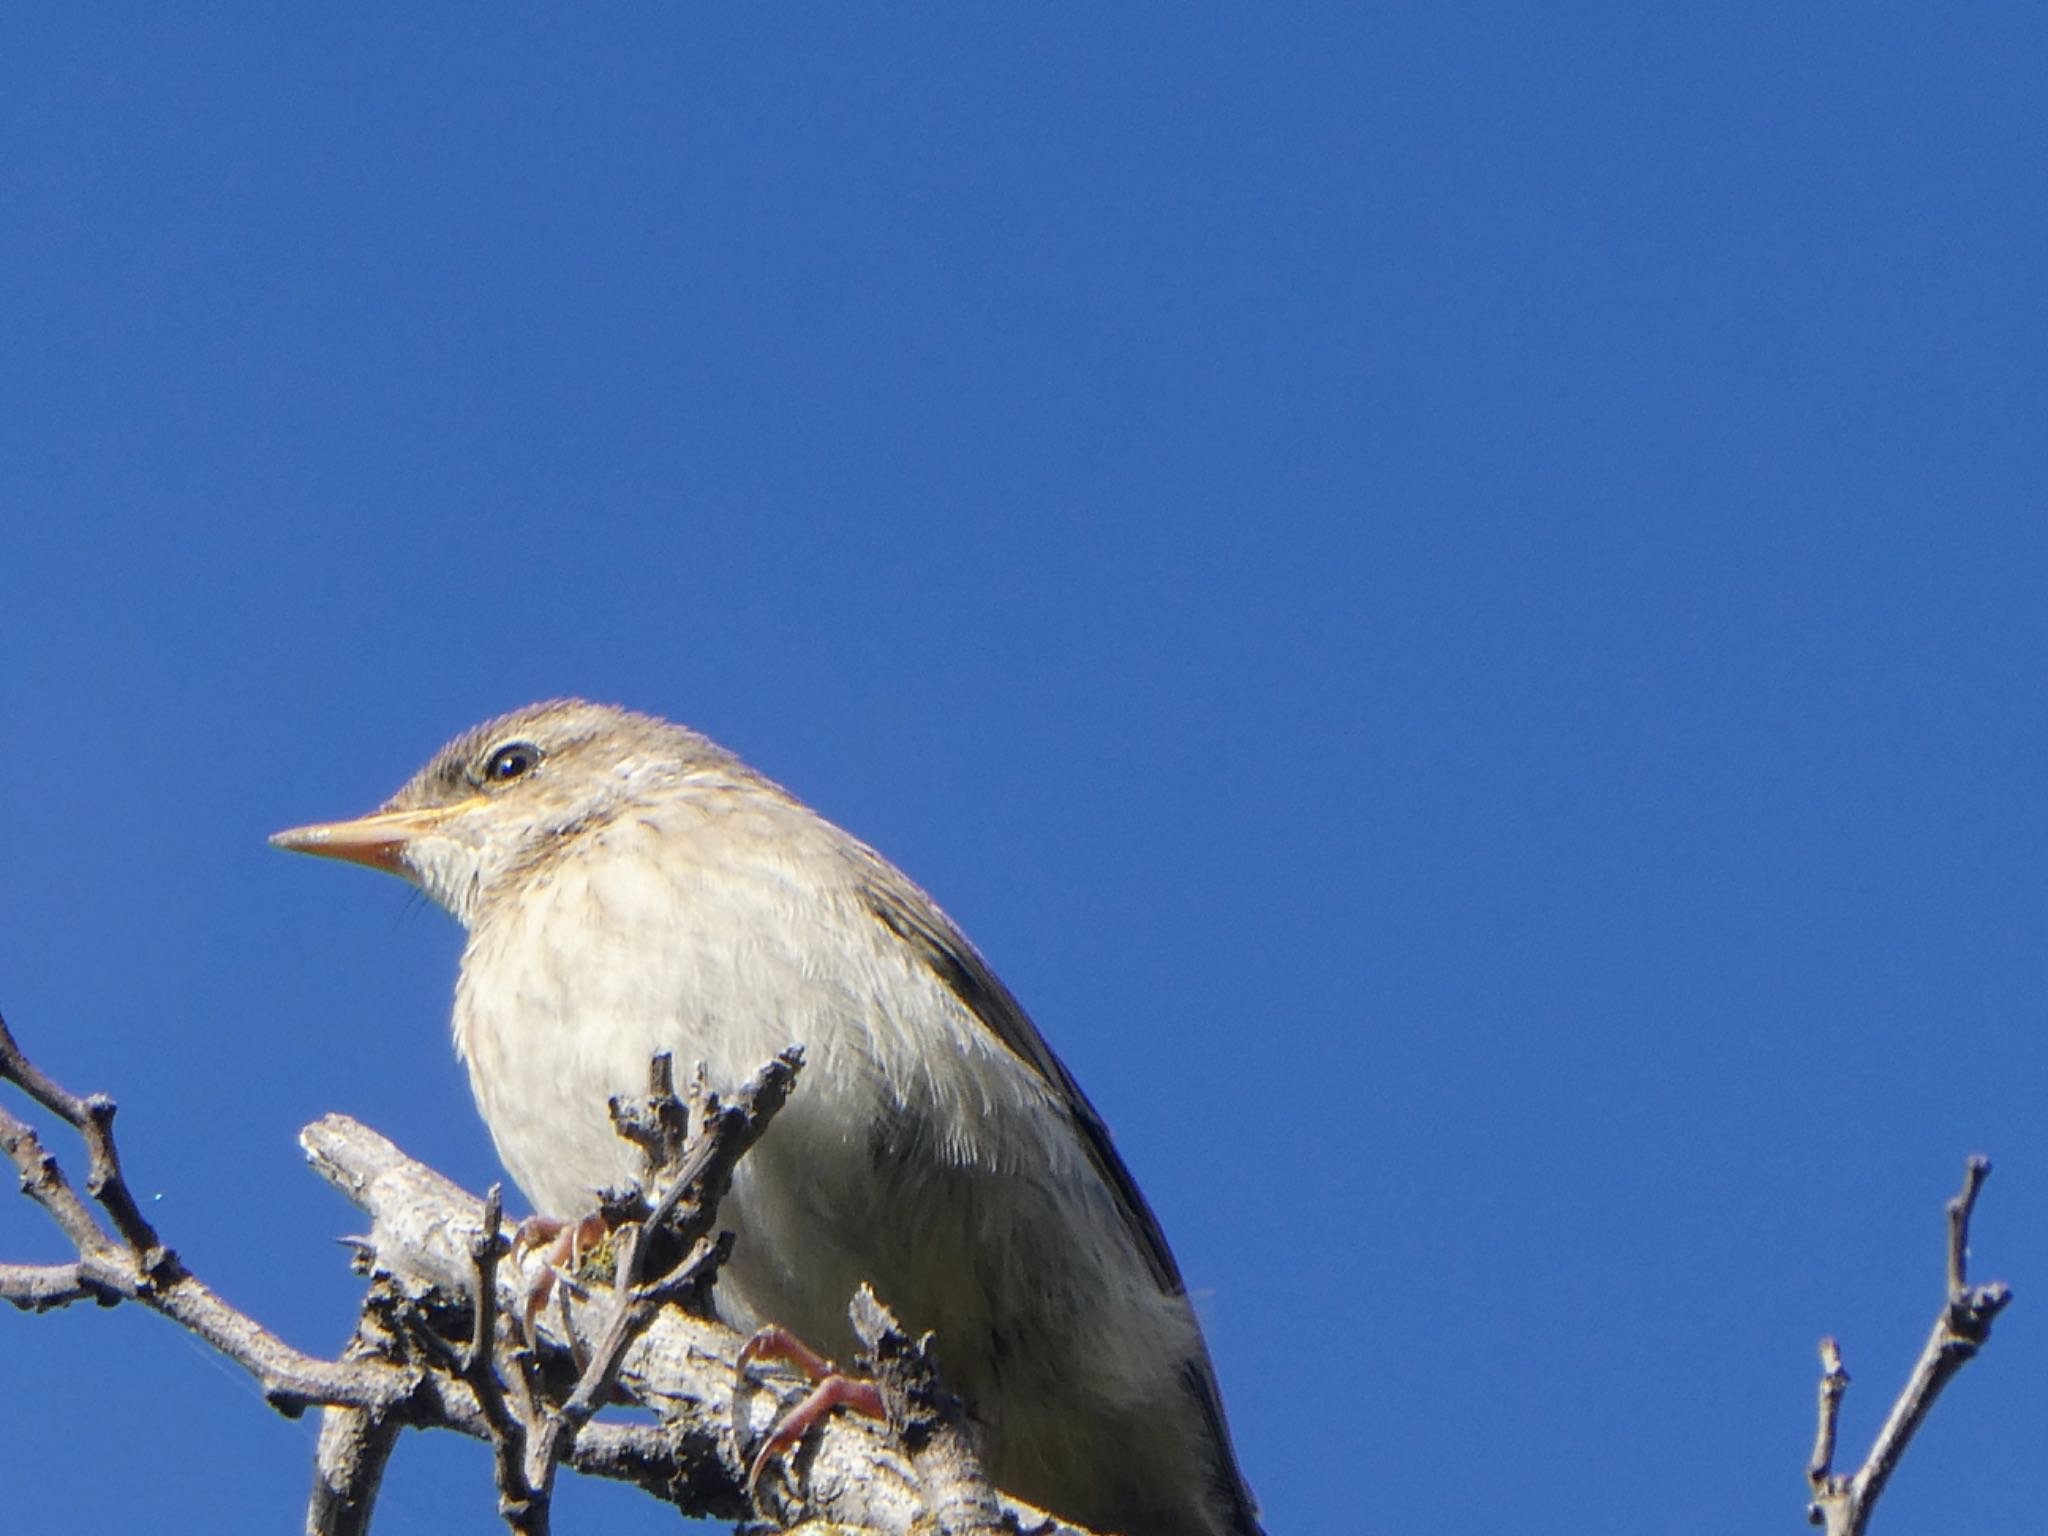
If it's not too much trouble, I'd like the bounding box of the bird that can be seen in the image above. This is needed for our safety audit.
[271,699,1263,1536]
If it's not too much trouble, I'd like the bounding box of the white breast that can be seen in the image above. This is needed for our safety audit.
[450,796,1095,1340]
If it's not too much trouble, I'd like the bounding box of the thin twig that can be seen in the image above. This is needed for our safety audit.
[0,1008,161,1254]
[458,1184,552,1535]
[1807,1156,2013,1536]
[0,1102,116,1257]
[1805,1337,1848,1489]
[462,1050,797,1532]
[0,1021,423,1419]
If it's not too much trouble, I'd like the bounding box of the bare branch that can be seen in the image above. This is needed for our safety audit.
[1807,1156,2013,1536]
[0,1008,161,1254]
[850,1287,1007,1536]
[605,1046,803,1265]
[1946,1157,1989,1297]
[0,1102,116,1258]
[464,1049,798,1533]
[307,1406,399,1536]
[307,1313,407,1536]
[3,1008,1096,1536]
[0,1015,423,1420]
[458,1184,552,1534]
[1805,1337,1848,1490]
[303,1103,1094,1533]
[0,1258,96,1309]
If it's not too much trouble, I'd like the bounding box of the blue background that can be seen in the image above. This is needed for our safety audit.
[3,9,2042,1532]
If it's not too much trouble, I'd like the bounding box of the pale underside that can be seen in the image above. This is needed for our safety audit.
[445,776,1245,1535]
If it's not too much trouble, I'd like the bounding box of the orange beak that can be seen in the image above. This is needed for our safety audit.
[269,801,478,876]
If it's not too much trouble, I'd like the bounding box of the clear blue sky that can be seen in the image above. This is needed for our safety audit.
[3,9,2042,1533]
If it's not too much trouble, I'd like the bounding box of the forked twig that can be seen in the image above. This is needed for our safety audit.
[457,1050,797,1535]
[0,1008,421,1418]
[1806,1156,2012,1536]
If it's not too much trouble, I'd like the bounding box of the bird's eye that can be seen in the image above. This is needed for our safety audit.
[481,741,542,784]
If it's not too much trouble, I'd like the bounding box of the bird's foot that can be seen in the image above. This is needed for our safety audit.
[739,1325,886,1492]
[508,1211,610,1346]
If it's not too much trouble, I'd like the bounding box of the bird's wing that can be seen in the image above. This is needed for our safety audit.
[852,857,1265,1535]
[852,858,1185,1289]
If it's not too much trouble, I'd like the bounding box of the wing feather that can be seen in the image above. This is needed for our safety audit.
[852,858,1264,1536]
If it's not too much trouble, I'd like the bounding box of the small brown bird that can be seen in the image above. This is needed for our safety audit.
[273,699,1263,1536]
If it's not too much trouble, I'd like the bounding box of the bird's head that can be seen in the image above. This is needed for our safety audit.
[270,698,742,925]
